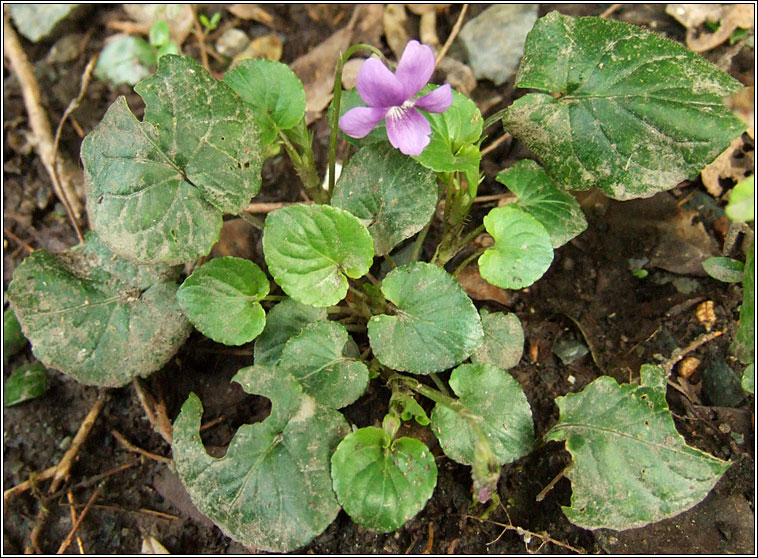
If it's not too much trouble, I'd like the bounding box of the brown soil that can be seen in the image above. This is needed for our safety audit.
[3,4,754,554]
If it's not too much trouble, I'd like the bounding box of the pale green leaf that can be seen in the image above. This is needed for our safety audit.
[172,366,349,552]
[546,364,730,530]
[479,205,554,289]
[263,204,374,307]
[94,35,156,86]
[496,160,587,248]
[471,310,524,370]
[280,321,368,409]
[176,257,269,345]
[726,175,754,223]
[431,363,534,466]
[702,256,745,283]
[368,262,483,374]
[331,426,437,532]
[503,11,745,200]
[331,144,438,255]
[254,297,327,365]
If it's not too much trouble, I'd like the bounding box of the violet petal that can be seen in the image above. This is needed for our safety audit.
[339,106,389,138]
[356,58,405,108]
[386,108,432,156]
[395,40,435,99]
[414,84,453,114]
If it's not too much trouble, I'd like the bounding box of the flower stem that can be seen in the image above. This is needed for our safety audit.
[279,126,325,203]
[328,43,387,201]
[452,247,487,278]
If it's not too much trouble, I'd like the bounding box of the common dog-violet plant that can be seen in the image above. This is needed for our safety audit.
[7,12,748,552]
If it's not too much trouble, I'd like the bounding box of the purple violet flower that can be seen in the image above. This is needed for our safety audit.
[339,40,453,156]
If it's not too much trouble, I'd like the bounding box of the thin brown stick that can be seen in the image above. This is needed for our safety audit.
[662,329,726,374]
[56,485,101,554]
[111,429,173,465]
[436,4,469,66]
[466,514,586,553]
[4,466,57,502]
[480,132,512,157]
[190,6,211,71]
[4,227,35,253]
[63,502,179,520]
[133,379,173,445]
[599,4,622,19]
[3,11,84,239]
[199,415,225,432]
[535,466,567,502]
[66,492,85,554]
[49,460,139,501]
[473,192,516,204]
[245,201,313,213]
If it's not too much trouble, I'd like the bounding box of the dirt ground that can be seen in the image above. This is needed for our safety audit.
[3,4,754,554]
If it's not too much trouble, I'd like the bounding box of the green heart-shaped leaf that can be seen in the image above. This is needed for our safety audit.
[497,160,587,248]
[224,59,306,146]
[331,144,438,255]
[7,233,191,387]
[254,297,327,366]
[83,55,263,264]
[431,363,534,466]
[176,257,269,345]
[263,204,374,307]
[4,307,27,358]
[172,366,350,552]
[412,89,482,187]
[368,262,483,374]
[330,426,437,532]
[503,11,745,200]
[547,364,729,530]
[4,362,47,407]
[471,310,524,370]
[280,321,368,409]
[479,205,554,290]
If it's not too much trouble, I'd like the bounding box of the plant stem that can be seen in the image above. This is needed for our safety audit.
[452,247,487,278]
[279,127,325,203]
[410,221,432,262]
[238,212,265,230]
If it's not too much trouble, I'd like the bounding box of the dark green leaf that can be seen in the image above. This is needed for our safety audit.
[254,298,327,365]
[496,160,587,248]
[7,232,191,387]
[368,262,483,374]
[331,144,438,255]
[4,307,27,358]
[263,204,374,307]
[172,366,349,552]
[331,426,437,532]
[733,246,754,364]
[280,321,368,408]
[83,55,263,264]
[503,11,745,200]
[479,205,554,289]
[224,59,306,146]
[4,362,47,407]
[547,364,729,530]
[176,257,269,345]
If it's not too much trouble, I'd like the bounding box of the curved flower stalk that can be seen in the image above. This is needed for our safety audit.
[339,40,453,156]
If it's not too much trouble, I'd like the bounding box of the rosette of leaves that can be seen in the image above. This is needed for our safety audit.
[503,11,746,199]
[7,232,191,387]
[82,55,263,265]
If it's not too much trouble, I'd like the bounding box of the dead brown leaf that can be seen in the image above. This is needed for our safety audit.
[122,4,193,45]
[701,135,754,197]
[232,33,283,63]
[384,4,410,60]
[353,4,385,47]
[227,4,274,26]
[436,56,476,96]
[456,266,511,306]
[674,4,755,52]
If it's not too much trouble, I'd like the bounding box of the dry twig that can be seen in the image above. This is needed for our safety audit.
[56,485,101,554]
[66,492,85,554]
[133,379,174,445]
[111,429,173,465]
[436,4,469,66]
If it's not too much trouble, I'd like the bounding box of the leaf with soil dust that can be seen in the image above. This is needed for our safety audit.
[471,310,524,370]
[547,364,730,530]
[83,55,263,265]
[331,144,437,255]
[172,366,350,553]
[503,11,746,200]
[7,232,191,387]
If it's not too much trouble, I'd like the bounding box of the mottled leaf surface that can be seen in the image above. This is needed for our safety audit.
[173,366,349,552]
[547,364,729,530]
[263,204,373,307]
[503,11,745,200]
[479,205,554,290]
[471,310,524,370]
[431,363,534,466]
[224,59,306,146]
[83,55,262,264]
[368,263,483,374]
[7,233,191,387]
[176,257,269,345]
[331,144,437,255]
[702,256,745,283]
[331,426,437,532]
[280,321,368,408]
[254,297,327,365]
[497,160,587,248]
